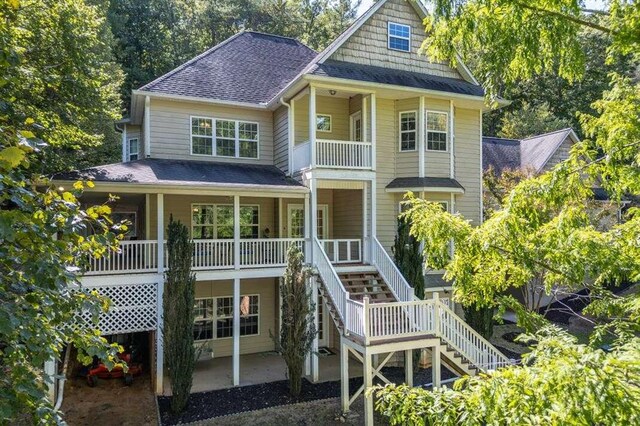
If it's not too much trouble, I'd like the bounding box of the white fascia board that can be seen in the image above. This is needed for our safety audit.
[304,74,486,104]
[385,186,465,194]
[132,90,269,110]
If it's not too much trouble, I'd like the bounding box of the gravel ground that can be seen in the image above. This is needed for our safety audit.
[195,397,388,426]
[159,366,456,425]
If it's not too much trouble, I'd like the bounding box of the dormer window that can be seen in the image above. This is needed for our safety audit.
[388,22,410,52]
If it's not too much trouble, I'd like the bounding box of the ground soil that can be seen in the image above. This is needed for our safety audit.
[198,397,389,426]
[60,373,157,426]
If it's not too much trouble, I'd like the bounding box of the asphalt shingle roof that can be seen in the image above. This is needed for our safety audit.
[55,159,306,189]
[140,32,317,104]
[482,129,574,174]
[386,177,465,191]
[310,60,485,97]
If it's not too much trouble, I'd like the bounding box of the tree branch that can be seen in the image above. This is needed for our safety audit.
[514,2,613,34]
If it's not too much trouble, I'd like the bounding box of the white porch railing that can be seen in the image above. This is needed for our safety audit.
[320,239,361,263]
[316,139,372,169]
[437,301,511,370]
[85,240,159,275]
[313,237,350,326]
[86,238,304,274]
[240,238,304,267]
[292,139,373,170]
[366,299,435,343]
[192,239,234,270]
[371,237,414,302]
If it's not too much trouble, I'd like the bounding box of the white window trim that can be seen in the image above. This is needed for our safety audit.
[189,115,260,159]
[388,21,411,52]
[316,114,332,133]
[425,110,449,152]
[190,203,261,239]
[193,294,260,342]
[127,138,139,161]
[398,110,418,152]
[350,111,362,141]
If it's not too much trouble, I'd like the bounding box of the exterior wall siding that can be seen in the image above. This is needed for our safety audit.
[273,105,289,173]
[329,0,462,79]
[148,98,274,164]
[333,189,363,239]
[454,107,482,224]
[374,98,398,250]
[194,278,278,357]
[542,136,572,172]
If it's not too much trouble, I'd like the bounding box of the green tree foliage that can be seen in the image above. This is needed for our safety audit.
[163,216,196,414]
[392,218,425,300]
[375,0,640,422]
[1,1,124,422]
[1,0,124,173]
[274,245,316,396]
[107,0,360,106]
[373,327,640,425]
[497,102,572,139]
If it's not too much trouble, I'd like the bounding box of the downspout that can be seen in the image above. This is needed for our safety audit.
[53,343,72,411]
[279,97,292,175]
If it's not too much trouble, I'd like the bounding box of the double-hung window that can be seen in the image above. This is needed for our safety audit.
[399,111,417,151]
[191,117,259,158]
[426,111,448,151]
[193,295,260,341]
[191,204,259,239]
[127,138,139,161]
[388,22,411,52]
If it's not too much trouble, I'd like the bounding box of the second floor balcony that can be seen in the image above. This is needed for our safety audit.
[293,139,373,170]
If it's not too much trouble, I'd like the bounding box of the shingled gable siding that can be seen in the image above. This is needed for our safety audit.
[541,135,572,172]
[329,0,462,79]
[148,98,274,164]
[274,105,289,173]
[453,107,482,224]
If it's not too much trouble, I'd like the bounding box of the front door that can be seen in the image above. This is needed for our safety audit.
[350,111,362,141]
[287,204,329,239]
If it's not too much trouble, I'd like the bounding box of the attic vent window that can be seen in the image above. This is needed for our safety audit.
[388,22,410,52]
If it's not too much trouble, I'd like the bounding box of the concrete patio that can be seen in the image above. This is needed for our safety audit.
[164,349,365,395]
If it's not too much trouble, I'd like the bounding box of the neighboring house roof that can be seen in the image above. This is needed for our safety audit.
[482,128,579,174]
[310,60,484,97]
[138,32,317,105]
[55,159,307,190]
[385,177,465,193]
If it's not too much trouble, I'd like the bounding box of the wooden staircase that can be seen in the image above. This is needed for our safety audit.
[338,270,396,303]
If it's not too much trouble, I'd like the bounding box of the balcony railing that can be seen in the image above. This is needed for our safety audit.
[293,139,373,171]
[84,238,305,275]
[320,239,362,263]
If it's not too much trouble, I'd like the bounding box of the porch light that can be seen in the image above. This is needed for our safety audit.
[329,89,337,96]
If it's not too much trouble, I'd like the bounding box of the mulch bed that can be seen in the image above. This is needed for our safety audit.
[158,366,456,425]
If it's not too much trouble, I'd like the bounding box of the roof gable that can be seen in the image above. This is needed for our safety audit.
[322,0,466,81]
[520,128,576,173]
[138,32,317,105]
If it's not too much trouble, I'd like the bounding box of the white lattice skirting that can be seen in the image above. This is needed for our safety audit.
[75,281,159,335]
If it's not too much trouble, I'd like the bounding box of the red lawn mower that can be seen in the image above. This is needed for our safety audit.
[86,351,143,387]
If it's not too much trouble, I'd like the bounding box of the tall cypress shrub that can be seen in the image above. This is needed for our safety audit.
[393,218,425,299]
[274,245,316,397]
[163,216,196,413]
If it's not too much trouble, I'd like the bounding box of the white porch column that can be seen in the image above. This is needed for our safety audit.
[233,195,240,270]
[45,359,56,402]
[144,96,150,158]
[340,338,349,412]
[419,96,425,177]
[155,193,165,394]
[121,123,127,162]
[288,99,296,174]
[370,93,376,171]
[362,181,368,263]
[311,276,319,382]
[449,100,455,178]
[370,179,377,260]
[432,345,441,388]
[363,96,368,143]
[145,194,150,239]
[304,194,311,262]
[363,351,374,426]
[309,86,317,168]
[233,278,240,386]
[405,349,413,387]
[278,197,283,237]
[310,178,318,258]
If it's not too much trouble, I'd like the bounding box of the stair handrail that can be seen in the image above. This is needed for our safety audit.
[371,237,414,302]
[436,299,512,371]
[313,237,349,327]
